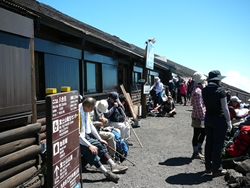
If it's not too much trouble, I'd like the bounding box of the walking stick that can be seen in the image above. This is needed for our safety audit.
[107,145,136,166]
[118,107,143,148]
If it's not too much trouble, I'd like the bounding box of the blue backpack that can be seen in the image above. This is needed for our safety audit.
[111,129,129,162]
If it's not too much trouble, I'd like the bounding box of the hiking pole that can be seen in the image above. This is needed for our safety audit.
[107,145,136,166]
[118,107,143,148]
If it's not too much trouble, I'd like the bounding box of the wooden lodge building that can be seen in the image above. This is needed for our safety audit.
[0,0,250,187]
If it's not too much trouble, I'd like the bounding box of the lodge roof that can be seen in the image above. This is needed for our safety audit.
[1,0,249,95]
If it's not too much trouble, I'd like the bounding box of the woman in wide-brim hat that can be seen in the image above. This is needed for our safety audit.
[201,70,232,176]
[190,72,206,160]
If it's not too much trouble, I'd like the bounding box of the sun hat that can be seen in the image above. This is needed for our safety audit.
[155,77,160,82]
[96,100,108,113]
[193,72,206,83]
[230,96,242,103]
[109,92,120,102]
[207,70,226,81]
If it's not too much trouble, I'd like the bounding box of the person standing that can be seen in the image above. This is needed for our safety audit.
[150,77,164,107]
[190,72,206,159]
[168,79,176,102]
[179,79,187,105]
[202,70,232,176]
[79,97,128,182]
[187,78,194,103]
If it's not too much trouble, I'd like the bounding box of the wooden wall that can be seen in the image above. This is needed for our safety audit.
[0,122,44,188]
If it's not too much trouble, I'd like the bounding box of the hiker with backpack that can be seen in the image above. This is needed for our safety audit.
[90,99,120,158]
[104,92,133,146]
[79,97,128,183]
[190,72,206,160]
[202,70,232,177]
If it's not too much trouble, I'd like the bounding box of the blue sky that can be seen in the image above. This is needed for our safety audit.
[38,0,250,93]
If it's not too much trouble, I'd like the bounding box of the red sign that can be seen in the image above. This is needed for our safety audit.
[46,91,81,188]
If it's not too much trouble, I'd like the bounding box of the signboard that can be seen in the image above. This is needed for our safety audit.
[143,85,150,94]
[145,41,154,70]
[46,91,81,188]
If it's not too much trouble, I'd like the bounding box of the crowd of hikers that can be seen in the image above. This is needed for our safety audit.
[78,70,250,184]
[79,92,139,182]
[148,71,250,178]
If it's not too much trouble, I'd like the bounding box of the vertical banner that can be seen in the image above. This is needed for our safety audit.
[145,41,154,70]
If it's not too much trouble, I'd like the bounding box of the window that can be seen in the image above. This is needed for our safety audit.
[85,62,101,93]
[149,71,159,86]
[133,66,143,84]
[132,72,142,84]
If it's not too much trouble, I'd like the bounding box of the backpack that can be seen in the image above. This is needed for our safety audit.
[111,129,129,162]
[110,108,125,122]
[226,126,250,157]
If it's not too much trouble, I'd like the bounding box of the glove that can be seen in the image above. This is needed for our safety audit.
[200,120,205,128]
[227,120,232,132]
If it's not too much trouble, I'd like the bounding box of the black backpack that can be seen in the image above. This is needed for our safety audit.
[110,108,125,122]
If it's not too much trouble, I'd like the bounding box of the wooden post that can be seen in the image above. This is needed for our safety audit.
[30,38,37,124]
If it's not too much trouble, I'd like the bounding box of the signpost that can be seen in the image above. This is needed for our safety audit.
[46,91,81,188]
[145,40,155,70]
[141,39,155,117]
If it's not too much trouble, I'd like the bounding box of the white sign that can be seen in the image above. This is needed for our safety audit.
[146,42,154,70]
[143,85,150,94]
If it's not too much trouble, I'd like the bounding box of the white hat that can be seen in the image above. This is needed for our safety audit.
[96,100,108,113]
[155,77,160,82]
[230,96,242,103]
[193,72,206,83]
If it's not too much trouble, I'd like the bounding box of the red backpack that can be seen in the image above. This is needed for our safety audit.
[227,126,250,157]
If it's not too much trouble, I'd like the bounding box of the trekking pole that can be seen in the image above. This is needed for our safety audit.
[107,145,136,166]
[118,107,143,148]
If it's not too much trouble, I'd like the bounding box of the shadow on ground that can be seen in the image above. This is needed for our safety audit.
[159,157,192,166]
[82,178,107,183]
[165,171,213,185]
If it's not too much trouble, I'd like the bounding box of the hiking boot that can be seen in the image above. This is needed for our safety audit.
[204,168,212,173]
[213,169,227,177]
[191,151,204,159]
[105,171,120,182]
[198,148,203,155]
[126,140,134,146]
[111,164,128,173]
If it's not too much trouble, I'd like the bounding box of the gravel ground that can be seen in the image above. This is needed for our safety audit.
[81,103,227,188]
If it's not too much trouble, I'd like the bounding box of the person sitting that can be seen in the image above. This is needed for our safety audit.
[79,97,128,183]
[147,96,154,112]
[228,96,249,124]
[153,95,176,117]
[104,92,133,146]
[118,94,140,128]
[90,99,120,158]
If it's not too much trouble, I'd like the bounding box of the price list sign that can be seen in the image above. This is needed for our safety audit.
[46,91,81,188]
